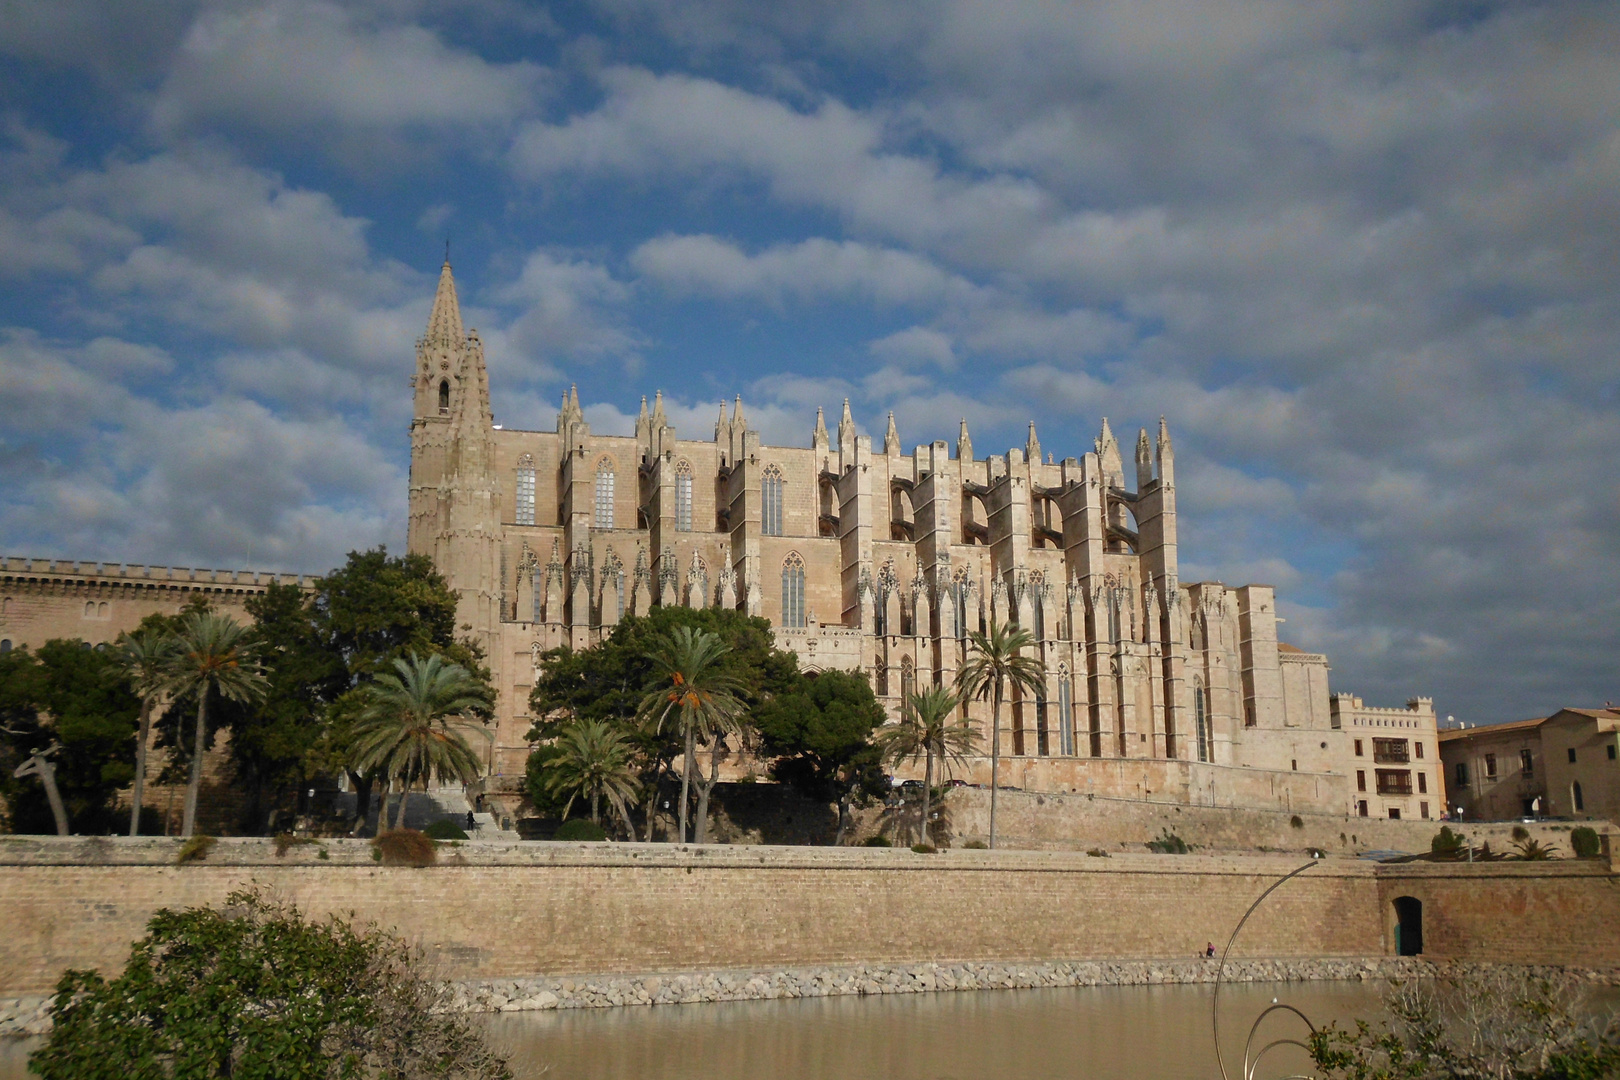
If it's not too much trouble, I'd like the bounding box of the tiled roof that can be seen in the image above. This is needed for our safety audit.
[1438,716,1547,742]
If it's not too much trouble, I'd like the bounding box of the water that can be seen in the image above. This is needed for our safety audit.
[0,981,1389,1079]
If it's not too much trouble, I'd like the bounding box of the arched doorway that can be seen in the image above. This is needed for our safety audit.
[1393,896,1423,956]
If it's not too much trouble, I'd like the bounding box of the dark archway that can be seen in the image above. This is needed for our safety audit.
[1393,896,1423,956]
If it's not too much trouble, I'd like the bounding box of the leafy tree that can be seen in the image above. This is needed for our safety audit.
[109,629,179,837]
[635,626,749,844]
[28,888,510,1080]
[755,670,889,845]
[541,719,640,834]
[0,641,141,835]
[956,621,1046,849]
[348,653,491,830]
[167,612,268,837]
[877,686,977,847]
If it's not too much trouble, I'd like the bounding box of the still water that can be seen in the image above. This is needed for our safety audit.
[0,980,1388,1079]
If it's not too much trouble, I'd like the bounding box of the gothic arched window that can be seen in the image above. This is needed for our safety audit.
[900,655,915,704]
[781,552,806,628]
[762,465,784,536]
[1059,671,1074,756]
[515,454,535,526]
[0,640,11,653]
[594,459,615,529]
[438,379,450,414]
[675,461,693,532]
[1194,678,1210,763]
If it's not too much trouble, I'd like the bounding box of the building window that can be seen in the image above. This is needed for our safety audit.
[1357,800,1368,817]
[594,460,615,529]
[1059,676,1073,756]
[1388,807,1401,820]
[781,553,806,629]
[1484,753,1497,778]
[1455,762,1468,786]
[438,380,450,414]
[1356,770,1366,792]
[515,455,535,526]
[1609,744,1616,761]
[1194,679,1209,763]
[1414,742,1424,759]
[1375,770,1413,796]
[675,463,693,532]
[1420,802,1430,819]
[1573,781,1585,812]
[1373,738,1410,763]
[1418,772,1427,794]
[1354,739,1363,757]
[0,639,10,653]
[1520,749,1534,776]
[1567,747,1577,763]
[900,656,915,704]
[952,576,969,639]
[762,466,784,536]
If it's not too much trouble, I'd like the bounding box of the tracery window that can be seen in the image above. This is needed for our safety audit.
[675,462,693,532]
[1059,673,1074,756]
[900,655,915,704]
[515,454,535,526]
[438,380,450,414]
[594,459,615,530]
[761,465,784,536]
[1194,679,1210,763]
[781,553,806,628]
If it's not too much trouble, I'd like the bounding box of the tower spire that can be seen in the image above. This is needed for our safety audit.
[423,260,464,345]
[884,411,901,455]
[1026,421,1041,464]
[957,417,973,463]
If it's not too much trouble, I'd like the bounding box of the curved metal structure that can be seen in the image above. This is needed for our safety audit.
[1213,858,1321,1080]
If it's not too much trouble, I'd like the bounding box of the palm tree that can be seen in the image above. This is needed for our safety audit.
[956,621,1046,849]
[543,719,640,836]
[167,612,267,838]
[348,653,490,831]
[111,628,178,837]
[877,686,978,846]
[635,626,748,844]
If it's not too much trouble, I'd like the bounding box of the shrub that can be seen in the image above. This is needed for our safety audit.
[424,819,470,841]
[1512,837,1556,861]
[860,835,892,847]
[553,818,608,842]
[1146,829,1189,854]
[1431,826,1466,857]
[1511,824,1530,842]
[910,843,937,854]
[372,829,437,867]
[962,839,988,850]
[1570,826,1601,859]
[175,835,216,865]
[1290,815,1304,829]
[1086,847,1110,858]
[273,833,316,857]
[28,889,510,1080]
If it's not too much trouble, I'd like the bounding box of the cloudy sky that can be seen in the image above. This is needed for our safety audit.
[2,1,1616,724]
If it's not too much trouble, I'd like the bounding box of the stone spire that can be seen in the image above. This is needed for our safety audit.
[652,389,668,428]
[635,395,650,446]
[837,398,857,454]
[423,260,464,346]
[733,395,746,429]
[1026,421,1041,465]
[556,385,583,434]
[957,417,973,463]
[1156,415,1175,488]
[1136,427,1154,491]
[813,405,829,448]
[714,398,729,441]
[883,411,901,455]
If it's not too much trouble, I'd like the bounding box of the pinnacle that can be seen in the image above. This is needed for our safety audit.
[423,261,464,345]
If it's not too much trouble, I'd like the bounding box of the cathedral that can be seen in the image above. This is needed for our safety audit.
[408,261,1392,816]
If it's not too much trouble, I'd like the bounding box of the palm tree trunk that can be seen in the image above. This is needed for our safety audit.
[678,726,695,844]
[643,753,671,842]
[989,681,1002,850]
[181,689,210,838]
[591,789,600,825]
[835,791,849,846]
[375,779,389,834]
[921,748,934,848]
[128,699,153,837]
[394,775,411,829]
[694,744,721,844]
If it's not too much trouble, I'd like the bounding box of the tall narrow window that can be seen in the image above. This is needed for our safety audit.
[762,465,784,536]
[1574,781,1585,812]
[1059,676,1073,756]
[438,380,450,414]
[781,553,806,628]
[515,454,535,526]
[594,460,615,529]
[1194,680,1210,763]
[675,462,693,532]
[900,656,915,704]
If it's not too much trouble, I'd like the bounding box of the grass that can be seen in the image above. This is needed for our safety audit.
[175,836,216,865]
[372,829,437,867]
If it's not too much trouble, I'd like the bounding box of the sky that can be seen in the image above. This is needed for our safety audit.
[1,1,1616,726]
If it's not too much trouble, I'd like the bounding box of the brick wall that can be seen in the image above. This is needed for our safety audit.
[0,838,1611,998]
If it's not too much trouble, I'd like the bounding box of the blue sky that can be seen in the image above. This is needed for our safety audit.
[2,1,1617,724]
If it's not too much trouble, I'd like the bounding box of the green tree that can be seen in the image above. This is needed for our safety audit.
[541,719,640,834]
[168,612,268,838]
[348,653,491,830]
[956,621,1046,849]
[635,626,749,844]
[0,642,142,835]
[28,888,510,1080]
[878,686,978,847]
[109,629,179,837]
[755,670,889,844]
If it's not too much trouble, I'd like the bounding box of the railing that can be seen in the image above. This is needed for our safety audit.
[1372,739,1410,763]
[1375,770,1413,796]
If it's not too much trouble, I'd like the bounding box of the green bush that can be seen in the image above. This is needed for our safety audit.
[1431,826,1466,857]
[1511,825,1530,842]
[554,818,608,841]
[1146,829,1189,854]
[1570,826,1601,859]
[28,889,509,1080]
[860,835,892,847]
[910,843,937,854]
[1290,815,1304,829]
[372,829,437,867]
[962,839,988,850]
[424,819,469,841]
[175,835,216,865]
[1086,847,1110,858]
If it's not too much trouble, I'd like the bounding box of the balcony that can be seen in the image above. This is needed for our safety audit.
[1372,738,1410,764]
[1375,769,1413,796]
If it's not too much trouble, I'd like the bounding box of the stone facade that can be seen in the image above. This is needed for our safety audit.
[1329,695,1444,822]
[1440,708,1620,825]
[408,262,1416,814]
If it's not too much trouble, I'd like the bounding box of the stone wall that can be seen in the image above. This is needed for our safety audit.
[0,837,1613,1002]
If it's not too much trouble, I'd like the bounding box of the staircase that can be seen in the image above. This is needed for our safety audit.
[406,783,520,841]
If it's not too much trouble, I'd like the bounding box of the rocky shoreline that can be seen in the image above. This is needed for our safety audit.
[6,955,1617,1038]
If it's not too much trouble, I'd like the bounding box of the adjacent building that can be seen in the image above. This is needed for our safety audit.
[1438,708,1620,824]
[1328,694,1443,820]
